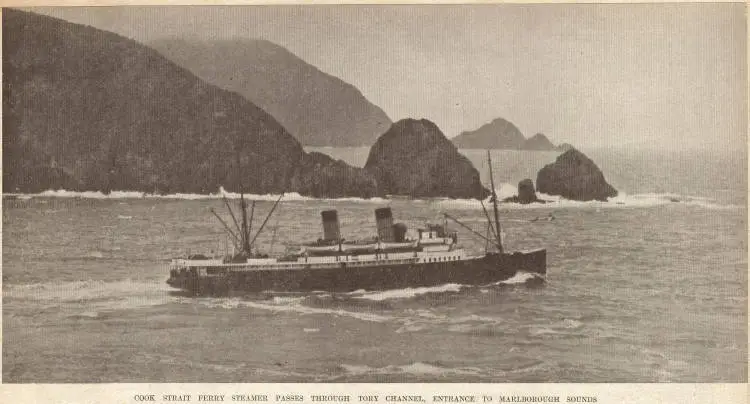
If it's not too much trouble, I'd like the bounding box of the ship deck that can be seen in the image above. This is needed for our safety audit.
[170,247,473,273]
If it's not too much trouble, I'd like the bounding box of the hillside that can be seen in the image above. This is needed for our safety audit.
[2,9,375,197]
[149,38,392,147]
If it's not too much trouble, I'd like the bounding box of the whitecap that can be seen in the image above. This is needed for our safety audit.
[20,186,389,203]
[433,184,740,211]
[189,296,392,323]
[348,283,464,301]
[339,362,485,377]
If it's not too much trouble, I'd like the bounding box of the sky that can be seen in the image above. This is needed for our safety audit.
[25,4,748,150]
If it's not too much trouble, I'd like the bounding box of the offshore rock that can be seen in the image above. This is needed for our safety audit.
[502,179,545,204]
[536,148,618,202]
[365,119,489,199]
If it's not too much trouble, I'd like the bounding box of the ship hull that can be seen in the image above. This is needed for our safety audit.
[166,249,546,296]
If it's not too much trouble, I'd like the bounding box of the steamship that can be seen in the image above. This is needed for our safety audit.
[166,152,546,295]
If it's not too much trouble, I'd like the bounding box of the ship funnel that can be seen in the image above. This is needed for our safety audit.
[321,210,341,242]
[393,223,407,243]
[375,207,395,242]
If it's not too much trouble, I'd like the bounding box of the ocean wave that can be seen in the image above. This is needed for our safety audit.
[184,289,516,335]
[434,184,741,211]
[344,273,545,302]
[490,271,544,286]
[186,296,393,323]
[9,187,390,203]
[4,279,173,312]
[7,185,738,210]
[346,283,465,301]
[396,310,505,334]
[526,318,586,338]
[338,362,486,377]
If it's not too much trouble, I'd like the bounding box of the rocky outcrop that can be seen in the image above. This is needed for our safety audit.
[451,117,525,149]
[522,133,556,151]
[149,38,392,147]
[536,148,618,201]
[2,9,378,198]
[365,119,489,199]
[502,179,545,204]
[292,152,378,198]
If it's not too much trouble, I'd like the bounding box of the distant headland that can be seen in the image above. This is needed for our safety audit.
[451,117,567,152]
[148,38,392,147]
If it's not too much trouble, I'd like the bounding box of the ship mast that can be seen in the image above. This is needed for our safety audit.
[487,150,504,253]
[440,151,506,252]
[247,194,284,249]
[239,193,252,256]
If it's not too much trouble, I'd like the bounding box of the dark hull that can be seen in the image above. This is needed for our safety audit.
[167,250,546,296]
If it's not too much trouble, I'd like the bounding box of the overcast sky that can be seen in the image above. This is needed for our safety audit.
[27,4,747,150]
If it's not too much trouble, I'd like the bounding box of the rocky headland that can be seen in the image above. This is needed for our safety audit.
[2,10,366,197]
[451,117,526,150]
[3,10,488,200]
[452,117,567,151]
[522,133,556,151]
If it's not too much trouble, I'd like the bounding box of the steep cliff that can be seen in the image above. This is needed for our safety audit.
[3,9,309,194]
[3,9,381,198]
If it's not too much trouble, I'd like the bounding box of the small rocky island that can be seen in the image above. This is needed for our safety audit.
[536,148,618,201]
[365,119,490,199]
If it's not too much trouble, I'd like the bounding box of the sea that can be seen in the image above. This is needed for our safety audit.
[2,147,747,383]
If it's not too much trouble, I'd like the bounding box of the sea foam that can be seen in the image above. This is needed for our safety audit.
[9,187,389,203]
[4,279,173,313]
[347,283,464,301]
[7,184,739,210]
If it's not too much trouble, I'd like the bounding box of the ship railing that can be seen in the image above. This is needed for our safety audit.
[171,258,226,267]
[216,256,421,272]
